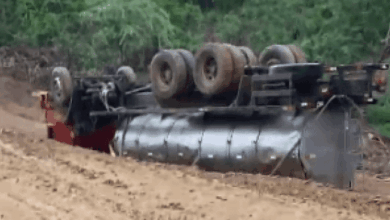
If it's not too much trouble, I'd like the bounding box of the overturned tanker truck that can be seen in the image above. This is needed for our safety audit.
[37,43,389,189]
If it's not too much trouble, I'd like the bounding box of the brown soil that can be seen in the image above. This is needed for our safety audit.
[0,76,45,122]
[1,112,390,220]
[0,47,390,220]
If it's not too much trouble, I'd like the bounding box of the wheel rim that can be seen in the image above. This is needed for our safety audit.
[160,62,173,86]
[52,77,63,101]
[203,56,218,82]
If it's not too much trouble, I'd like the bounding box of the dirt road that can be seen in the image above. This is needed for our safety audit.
[0,75,390,220]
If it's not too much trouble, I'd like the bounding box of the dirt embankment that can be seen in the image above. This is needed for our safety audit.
[1,125,390,220]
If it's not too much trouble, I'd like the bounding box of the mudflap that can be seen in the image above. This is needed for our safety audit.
[300,98,362,189]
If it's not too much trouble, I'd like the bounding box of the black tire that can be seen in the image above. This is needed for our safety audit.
[286,45,307,63]
[116,66,137,85]
[150,50,188,100]
[238,46,257,66]
[258,44,296,67]
[194,43,234,96]
[223,44,247,84]
[174,49,196,93]
[51,67,73,107]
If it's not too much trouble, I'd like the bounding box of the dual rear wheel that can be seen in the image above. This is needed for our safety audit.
[149,44,307,107]
[150,44,259,104]
[150,49,195,101]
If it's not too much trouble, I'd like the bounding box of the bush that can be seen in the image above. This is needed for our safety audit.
[367,94,390,138]
[1,0,390,71]
[65,0,179,71]
[211,0,390,64]
[2,0,390,139]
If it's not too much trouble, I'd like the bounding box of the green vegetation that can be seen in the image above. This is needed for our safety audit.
[367,95,390,138]
[2,0,390,137]
[1,0,390,71]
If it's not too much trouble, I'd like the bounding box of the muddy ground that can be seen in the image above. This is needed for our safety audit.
[1,47,390,220]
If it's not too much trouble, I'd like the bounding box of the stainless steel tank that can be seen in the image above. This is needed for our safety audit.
[112,99,362,189]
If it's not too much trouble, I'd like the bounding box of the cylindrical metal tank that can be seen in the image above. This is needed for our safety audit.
[112,102,362,189]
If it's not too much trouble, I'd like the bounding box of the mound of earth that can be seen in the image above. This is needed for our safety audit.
[0,76,45,122]
[0,125,390,220]
[0,45,65,122]
[0,45,62,91]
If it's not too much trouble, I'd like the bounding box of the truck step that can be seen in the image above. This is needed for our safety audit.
[251,89,296,98]
[251,72,292,82]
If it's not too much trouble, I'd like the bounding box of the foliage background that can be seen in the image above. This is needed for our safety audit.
[2,0,390,71]
[2,0,390,137]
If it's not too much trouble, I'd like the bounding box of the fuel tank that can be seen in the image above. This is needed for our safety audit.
[112,103,362,189]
